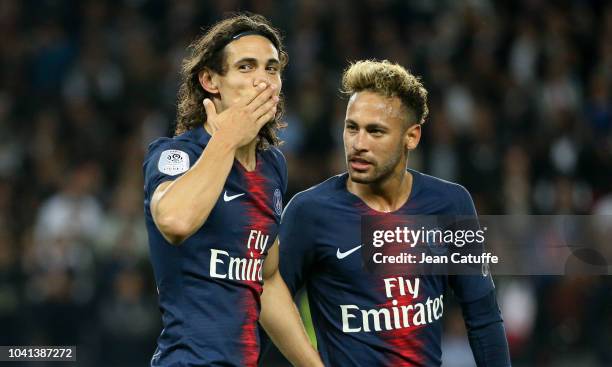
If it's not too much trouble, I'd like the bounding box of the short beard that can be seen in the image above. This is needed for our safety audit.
[348,145,404,185]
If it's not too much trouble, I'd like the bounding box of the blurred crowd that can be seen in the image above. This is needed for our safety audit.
[0,0,610,366]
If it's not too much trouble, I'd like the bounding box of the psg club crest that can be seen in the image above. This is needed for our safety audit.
[273,189,282,216]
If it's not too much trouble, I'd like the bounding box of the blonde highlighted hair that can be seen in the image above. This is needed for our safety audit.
[341,60,429,125]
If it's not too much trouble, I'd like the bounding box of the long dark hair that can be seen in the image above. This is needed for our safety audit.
[175,13,288,149]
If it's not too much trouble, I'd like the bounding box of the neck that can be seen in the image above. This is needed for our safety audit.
[235,139,258,171]
[347,166,413,212]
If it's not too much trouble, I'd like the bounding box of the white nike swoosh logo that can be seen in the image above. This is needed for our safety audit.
[223,191,245,202]
[336,244,362,259]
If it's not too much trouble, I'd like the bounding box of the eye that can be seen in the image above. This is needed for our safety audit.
[345,124,358,132]
[266,66,279,74]
[238,64,254,71]
[369,129,384,137]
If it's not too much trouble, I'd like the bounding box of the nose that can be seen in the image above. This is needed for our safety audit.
[254,77,277,90]
[352,130,369,152]
[253,72,278,91]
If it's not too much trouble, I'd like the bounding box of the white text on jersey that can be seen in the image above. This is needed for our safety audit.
[208,230,270,282]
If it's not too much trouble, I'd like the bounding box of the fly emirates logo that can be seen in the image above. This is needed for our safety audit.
[340,277,444,333]
[209,230,269,282]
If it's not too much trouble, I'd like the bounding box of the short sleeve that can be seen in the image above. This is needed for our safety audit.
[143,138,199,202]
[448,184,495,303]
[278,193,315,296]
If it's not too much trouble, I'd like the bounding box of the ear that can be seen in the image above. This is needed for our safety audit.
[404,123,421,151]
[198,68,219,94]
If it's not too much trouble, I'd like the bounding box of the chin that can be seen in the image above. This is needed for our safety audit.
[348,171,375,184]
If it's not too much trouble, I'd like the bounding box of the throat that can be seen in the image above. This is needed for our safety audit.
[236,142,258,172]
[349,171,413,213]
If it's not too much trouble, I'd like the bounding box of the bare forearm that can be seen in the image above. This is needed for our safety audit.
[260,272,323,367]
[153,132,237,242]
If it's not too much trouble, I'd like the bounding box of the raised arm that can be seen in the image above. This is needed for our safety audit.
[151,82,278,244]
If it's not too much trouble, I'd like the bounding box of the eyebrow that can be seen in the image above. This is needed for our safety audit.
[345,119,387,129]
[233,57,280,65]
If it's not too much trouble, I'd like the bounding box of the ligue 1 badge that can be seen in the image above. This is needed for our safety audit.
[158,149,189,176]
[273,189,282,216]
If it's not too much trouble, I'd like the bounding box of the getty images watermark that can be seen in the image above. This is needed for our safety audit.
[360,215,612,276]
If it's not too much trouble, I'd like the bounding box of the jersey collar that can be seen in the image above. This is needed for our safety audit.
[340,168,423,212]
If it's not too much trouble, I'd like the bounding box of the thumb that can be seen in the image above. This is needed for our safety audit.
[203,99,217,120]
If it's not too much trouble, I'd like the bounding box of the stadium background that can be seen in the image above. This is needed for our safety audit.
[0,0,611,366]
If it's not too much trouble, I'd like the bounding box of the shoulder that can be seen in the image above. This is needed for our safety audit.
[414,170,470,197]
[265,146,286,165]
[284,174,345,214]
[411,169,473,212]
[142,134,202,187]
[263,146,287,173]
[145,131,201,158]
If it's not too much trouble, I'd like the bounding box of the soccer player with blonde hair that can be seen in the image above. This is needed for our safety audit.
[279,60,511,366]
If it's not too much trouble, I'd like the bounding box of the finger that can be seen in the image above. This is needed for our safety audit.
[203,99,217,120]
[255,105,277,130]
[253,95,279,121]
[247,84,276,112]
[239,82,268,107]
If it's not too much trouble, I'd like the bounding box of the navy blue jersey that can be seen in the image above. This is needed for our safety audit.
[143,127,287,367]
[279,169,495,367]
